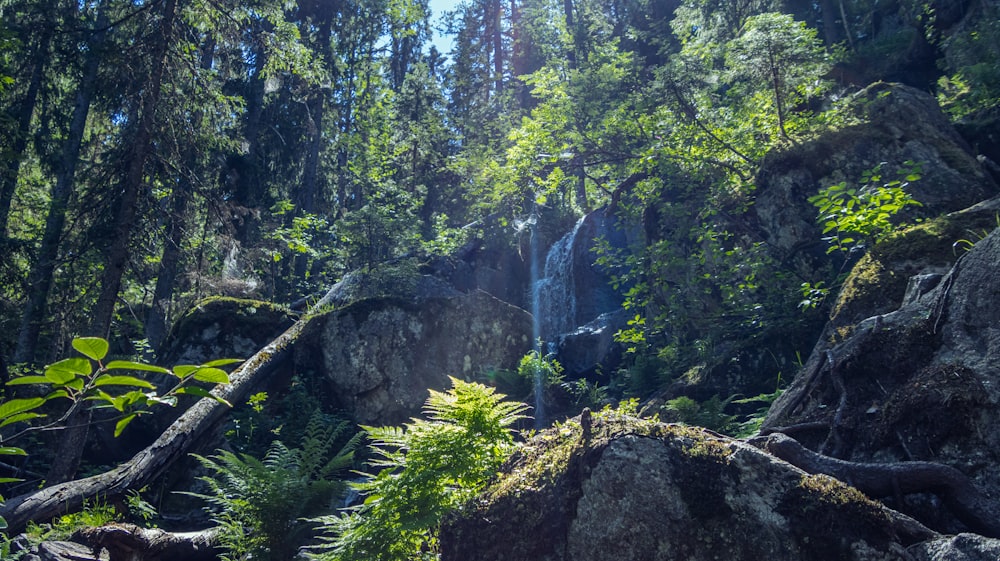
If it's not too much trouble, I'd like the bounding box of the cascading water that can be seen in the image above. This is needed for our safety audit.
[532,218,584,343]
[529,215,586,427]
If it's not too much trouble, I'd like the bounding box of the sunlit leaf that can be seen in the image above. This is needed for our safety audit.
[176,386,232,407]
[0,397,46,420]
[93,376,156,389]
[45,358,91,384]
[0,412,44,429]
[201,358,243,368]
[0,447,27,456]
[105,360,171,374]
[192,368,230,384]
[4,375,52,386]
[72,337,109,361]
[114,413,138,437]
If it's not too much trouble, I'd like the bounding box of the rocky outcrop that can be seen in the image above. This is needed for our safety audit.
[763,226,1000,534]
[440,412,936,561]
[753,82,997,276]
[297,290,533,425]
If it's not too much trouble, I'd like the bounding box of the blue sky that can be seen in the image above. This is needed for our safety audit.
[428,0,461,55]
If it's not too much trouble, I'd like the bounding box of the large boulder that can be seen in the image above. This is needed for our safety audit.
[753,82,997,277]
[157,296,296,366]
[297,290,533,425]
[764,226,1000,534]
[440,412,935,561]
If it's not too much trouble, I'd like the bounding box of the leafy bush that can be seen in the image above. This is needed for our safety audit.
[809,162,923,255]
[311,378,528,561]
[189,414,360,561]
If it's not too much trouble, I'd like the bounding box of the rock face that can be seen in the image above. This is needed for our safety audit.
[298,290,533,425]
[764,226,1000,535]
[440,413,935,561]
[753,82,997,276]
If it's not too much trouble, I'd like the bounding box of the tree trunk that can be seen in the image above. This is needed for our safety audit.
[491,0,504,95]
[77,523,220,561]
[0,286,337,534]
[145,39,216,353]
[14,12,106,364]
[0,24,50,239]
[90,0,177,340]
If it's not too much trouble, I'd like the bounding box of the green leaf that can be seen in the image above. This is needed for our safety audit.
[176,386,232,407]
[201,358,243,368]
[0,447,27,456]
[73,337,109,361]
[0,412,44,429]
[93,376,156,389]
[4,375,53,386]
[115,413,138,437]
[0,397,46,420]
[45,357,91,384]
[173,365,198,378]
[105,360,171,374]
[192,368,230,384]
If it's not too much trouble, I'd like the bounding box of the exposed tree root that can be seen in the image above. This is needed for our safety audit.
[762,433,1000,538]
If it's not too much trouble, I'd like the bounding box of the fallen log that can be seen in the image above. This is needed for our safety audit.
[76,523,219,561]
[0,288,336,535]
[762,432,1000,538]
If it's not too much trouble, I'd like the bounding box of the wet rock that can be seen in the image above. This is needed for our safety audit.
[554,309,629,378]
[441,412,934,561]
[298,290,533,425]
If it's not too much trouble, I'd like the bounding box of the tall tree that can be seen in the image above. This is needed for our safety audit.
[89,0,178,340]
[14,6,109,364]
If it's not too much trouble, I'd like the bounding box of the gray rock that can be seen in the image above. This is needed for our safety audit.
[441,414,934,561]
[299,290,532,425]
[753,83,997,276]
[911,534,1000,561]
[764,227,1000,535]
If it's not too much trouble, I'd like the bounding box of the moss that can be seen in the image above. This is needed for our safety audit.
[777,474,898,560]
[830,209,999,329]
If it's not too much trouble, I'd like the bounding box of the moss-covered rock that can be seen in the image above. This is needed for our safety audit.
[440,412,933,561]
[158,296,296,366]
[830,196,1000,337]
[753,83,997,279]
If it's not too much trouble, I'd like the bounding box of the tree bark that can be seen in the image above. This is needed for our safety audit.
[77,523,220,561]
[14,11,107,365]
[144,39,216,353]
[0,287,336,535]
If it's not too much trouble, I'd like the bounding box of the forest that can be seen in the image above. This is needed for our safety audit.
[1,0,1000,559]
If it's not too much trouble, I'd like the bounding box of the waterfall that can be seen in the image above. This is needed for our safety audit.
[529,216,588,427]
[532,217,584,344]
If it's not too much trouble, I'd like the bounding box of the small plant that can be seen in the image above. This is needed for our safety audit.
[311,378,528,561]
[189,413,360,561]
[809,161,923,255]
[0,337,239,531]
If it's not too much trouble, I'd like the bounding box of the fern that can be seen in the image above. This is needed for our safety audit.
[310,378,528,561]
[187,413,359,561]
